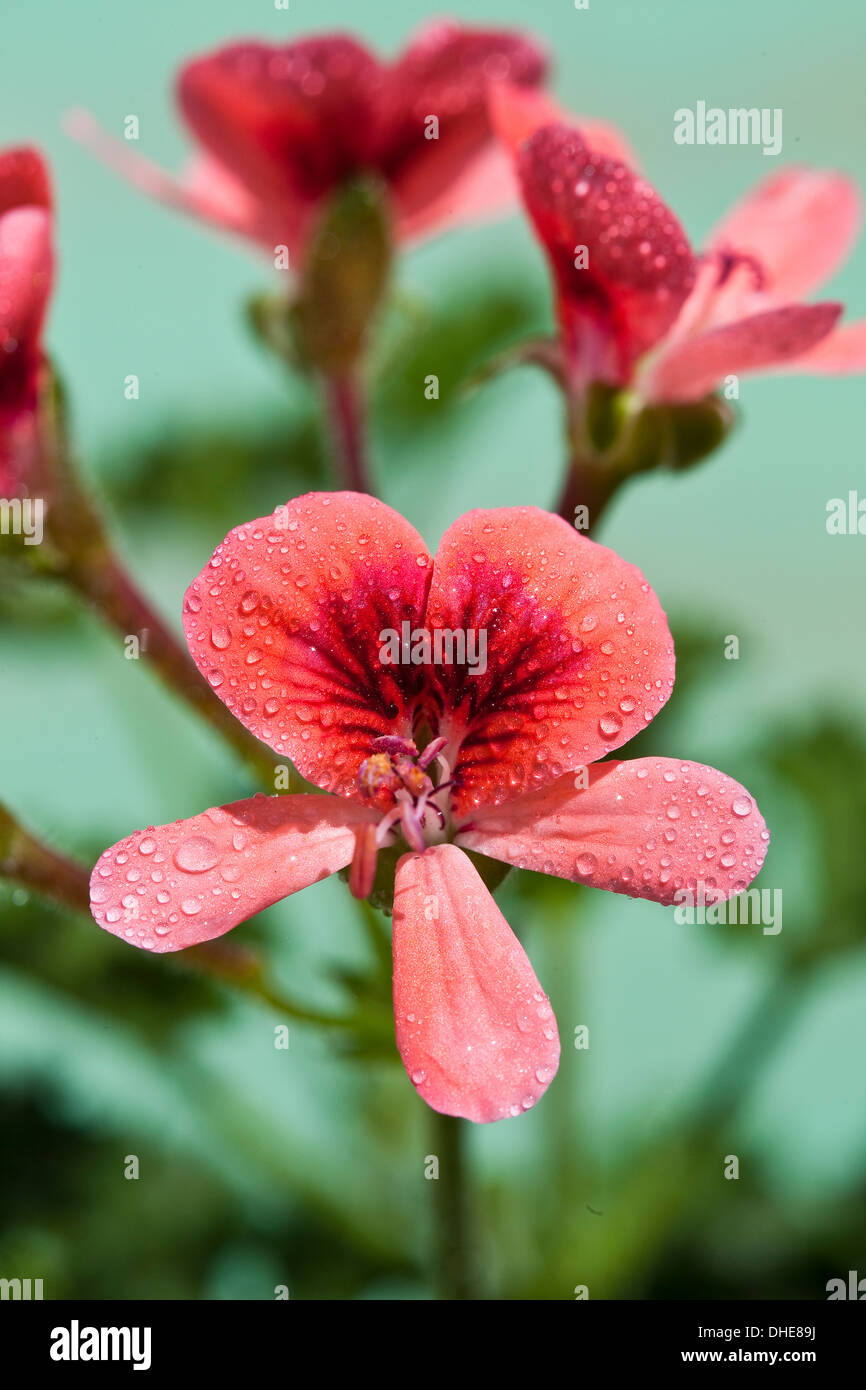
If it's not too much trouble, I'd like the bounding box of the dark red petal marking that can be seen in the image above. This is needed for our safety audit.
[392,844,560,1123]
[182,493,432,797]
[423,507,675,818]
[457,759,769,905]
[178,38,386,204]
[0,147,52,216]
[646,301,843,402]
[518,125,696,383]
[90,794,377,953]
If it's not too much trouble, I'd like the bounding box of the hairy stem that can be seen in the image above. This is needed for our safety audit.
[322,371,372,494]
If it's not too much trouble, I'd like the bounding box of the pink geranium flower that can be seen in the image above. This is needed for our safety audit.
[90,494,768,1122]
[69,20,550,265]
[0,147,53,495]
[489,85,698,391]
[492,86,866,400]
[638,167,866,402]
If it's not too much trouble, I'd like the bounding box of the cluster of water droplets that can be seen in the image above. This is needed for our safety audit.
[182,498,432,798]
[90,802,280,952]
[491,759,768,903]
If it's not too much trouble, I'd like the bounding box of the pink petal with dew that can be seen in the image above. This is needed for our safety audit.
[90,794,377,953]
[643,301,842,402]
[708,167,861,301]
[392,844,560,1123]
[457,759,769,905]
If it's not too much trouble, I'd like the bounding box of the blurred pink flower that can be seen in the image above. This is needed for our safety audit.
[638,168,866,402]
[69,21,549,266]
[91,493,768,1122]
[492,87,865,400]
[0,147,53,495]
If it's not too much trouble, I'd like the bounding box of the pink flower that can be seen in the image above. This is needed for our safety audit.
[0,147,53,495]
[91,494,768,1123]
[491,87,698,390]
[638,167,866,402]
[492,88,865,399]
[69,21,548,265]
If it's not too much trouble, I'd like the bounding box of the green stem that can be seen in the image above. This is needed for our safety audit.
[555,454,621,534]
[322,370,372,493]
[430,1109,476,1300]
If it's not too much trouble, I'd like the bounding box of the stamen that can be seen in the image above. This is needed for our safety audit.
[349,823,378,900]
[418,736,447,770]
[399,798,427,855]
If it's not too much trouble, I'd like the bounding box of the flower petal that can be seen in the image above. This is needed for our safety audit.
[178,38,385,205]
[90,794,376,953]
[778,319,866,374]
[0,207,53,359]
[457,759,769,905]
[708,167,861,301]
[0,146,51,216]
[488,82,637,167]
[423,507,675,817]
[182,493,432,797]
[644,301,843,402]
[392,139,521,244]
[380,21,547,172]
[392,844,560,1123]
[517,124,695,383]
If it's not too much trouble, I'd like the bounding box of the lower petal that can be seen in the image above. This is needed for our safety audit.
[90,794,377,953]
[645,302,842,402]
[457,759,769,905]
[392,844,560,1123]
[779,319,866,375]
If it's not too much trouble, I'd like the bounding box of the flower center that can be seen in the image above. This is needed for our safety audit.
[714,247,766,292]
[349,735,452,899]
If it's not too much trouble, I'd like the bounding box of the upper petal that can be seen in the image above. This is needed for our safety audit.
[378,20,547,173]
[517,124,695,383]
[0,207,53,356]
[777,318,866,375]
[423,507,675,818]
[392,844,560,1123]
[457,758,769,905]
[0,146,52,216]
[488,81,637,168]
[182,493,432,796]
[644,301,843,402]
[90,793,377,953]
[708,167,861,301]
[178,38,385,205]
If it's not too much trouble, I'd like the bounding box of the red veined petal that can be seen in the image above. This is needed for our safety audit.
[178,38,385,205]
[708,167,861,302]
[392,844,560,1123]
[90,793,377,953]
[457,759,769,905]
[182,493,433,797]
[0,147,52,216]
[517,124,695,384]
[422,507,675,817]
[644,301,842,402]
